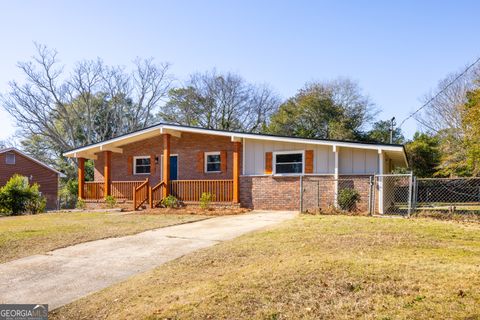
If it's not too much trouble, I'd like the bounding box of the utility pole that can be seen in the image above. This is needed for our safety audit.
[390,117,396,144]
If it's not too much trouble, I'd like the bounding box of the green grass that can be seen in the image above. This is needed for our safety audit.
[51,215,480,319]
[0,211,207,263]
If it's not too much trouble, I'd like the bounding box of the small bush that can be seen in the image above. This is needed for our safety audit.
[0,174,47,215]
[105,195,117,208]
[59,179,78,209]
[161,195,179,208]
[338,188,360,212]
[200,192,215,210]
[25,185,47,214]
[76,198,86,210]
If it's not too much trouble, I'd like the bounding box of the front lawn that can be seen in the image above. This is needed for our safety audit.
[52,215,480,319]
[0,211,208,263]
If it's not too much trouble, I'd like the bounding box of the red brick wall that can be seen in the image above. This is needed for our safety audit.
[0,151,59,209]
[338,175,372,212]
[240,175,372,212]
[94,132,242,185]
[240,176,301,210]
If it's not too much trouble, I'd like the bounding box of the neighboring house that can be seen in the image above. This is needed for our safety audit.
[0,148,63,210]
[63,123,408,212]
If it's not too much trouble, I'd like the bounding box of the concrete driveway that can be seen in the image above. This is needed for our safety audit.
[0,211,296,309]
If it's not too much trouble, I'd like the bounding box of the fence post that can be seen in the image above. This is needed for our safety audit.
[317,180,320,208]
[300,175,304,213]
[412,176,417,212]
[407,172,413,217]
[368,176,373,215]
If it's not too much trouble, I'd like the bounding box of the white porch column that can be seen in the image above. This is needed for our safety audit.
[378,149,384,214]
[333,145,339,207]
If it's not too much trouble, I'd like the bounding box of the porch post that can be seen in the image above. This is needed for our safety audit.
[162,133,171,198]
[104,151,112,197]
[78,157,85,199]
[233,141,241,203]
[378,150,384,214]
[333,145,339,207]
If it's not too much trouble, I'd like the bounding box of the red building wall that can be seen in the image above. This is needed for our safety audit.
[0,150,59,209]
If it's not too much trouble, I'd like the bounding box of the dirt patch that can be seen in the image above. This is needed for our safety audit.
[137,207,252,216]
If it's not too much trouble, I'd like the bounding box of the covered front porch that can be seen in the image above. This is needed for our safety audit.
[74,130,241,210]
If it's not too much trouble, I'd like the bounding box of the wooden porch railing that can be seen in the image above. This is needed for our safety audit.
[170,180,233,202]
[133,178,149,210]
[111,181,144,200]
[84,182,104,200]
[150,181,166,208]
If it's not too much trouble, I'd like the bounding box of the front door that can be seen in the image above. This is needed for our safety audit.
[170,155,178,180]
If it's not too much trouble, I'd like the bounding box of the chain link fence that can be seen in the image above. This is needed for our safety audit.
[373,174,413,215]
[300,176,373,214]
[415,177,480,214]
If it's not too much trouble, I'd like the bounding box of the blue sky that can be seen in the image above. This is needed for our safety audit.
[0,0,478,141]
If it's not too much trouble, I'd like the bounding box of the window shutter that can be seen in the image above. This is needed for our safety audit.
[265,152,272,174]
[128,156,133,175]
[305,150,314,174]
[197,151,204,173]
[220,150,227,172]
[150,154,156,174]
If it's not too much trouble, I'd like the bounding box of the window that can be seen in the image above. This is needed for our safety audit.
[205,152,221,173]
[5,152,15,165]
[134,156,150,174]
[274,151,303,174]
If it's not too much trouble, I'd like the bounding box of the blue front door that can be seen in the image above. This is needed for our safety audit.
[170,155,178,180]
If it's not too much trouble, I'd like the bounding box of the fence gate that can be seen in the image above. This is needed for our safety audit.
[373,174,413,215]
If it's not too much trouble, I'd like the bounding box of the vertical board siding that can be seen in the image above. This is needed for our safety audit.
[244,138,380,175]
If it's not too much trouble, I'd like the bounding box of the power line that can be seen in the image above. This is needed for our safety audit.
[398,56,480,129]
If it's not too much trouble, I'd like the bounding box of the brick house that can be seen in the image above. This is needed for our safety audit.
[0,148,63,210]
[63,123,408,212]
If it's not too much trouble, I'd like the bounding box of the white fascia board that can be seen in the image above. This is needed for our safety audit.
[63,125,163,157]
[64,123,405,159]
[161,124,404,152]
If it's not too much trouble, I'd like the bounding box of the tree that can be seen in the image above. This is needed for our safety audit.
[367,120,405,144]
[461,88,480,175]
[415,62,480,177]
[160,70,280,132]
[265,79,376,140]
[416,63,480,133]
[405,132,441,178]
[1,44,173,174]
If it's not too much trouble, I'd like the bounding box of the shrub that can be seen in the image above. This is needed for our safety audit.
[25,184,47,214]
[200,192,215,210]
[59,179,78,209]
[0,174,47,215]
[76,198,86,210]
[105,195,117,208]
[338,188,360,211]
[161,195,179,208]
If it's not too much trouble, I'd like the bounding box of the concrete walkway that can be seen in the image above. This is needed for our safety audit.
[0,211,296,309]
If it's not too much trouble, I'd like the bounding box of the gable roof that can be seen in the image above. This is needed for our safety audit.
[63,123,408,166]
[0,148,64,176]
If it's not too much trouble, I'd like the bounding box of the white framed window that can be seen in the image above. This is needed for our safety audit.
[273,151,304,175]
[205,151,221,173]
[133,156,151,175]
[5,152,15,165]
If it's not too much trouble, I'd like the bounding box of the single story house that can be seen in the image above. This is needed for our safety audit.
[0,148,63,210]
[63,123,408,212]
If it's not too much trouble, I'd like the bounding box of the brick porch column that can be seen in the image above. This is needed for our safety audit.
[233,141,241,203]
[162,133,171,198]
[104,151,112,197]
[78,157,85,199]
